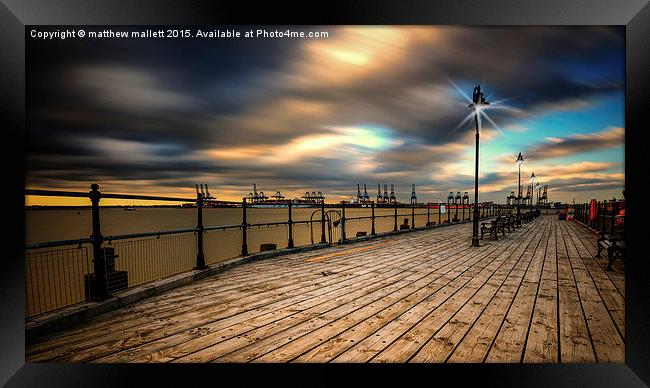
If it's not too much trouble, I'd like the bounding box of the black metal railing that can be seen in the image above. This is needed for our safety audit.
[25,184,505,317]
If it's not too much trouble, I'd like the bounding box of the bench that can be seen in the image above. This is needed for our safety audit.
[597,233,625,270]
[481,215,506,240]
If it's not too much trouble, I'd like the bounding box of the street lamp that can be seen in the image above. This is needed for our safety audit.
[515,152,524,215]
[469,84,489,247]
[535,182,542,207]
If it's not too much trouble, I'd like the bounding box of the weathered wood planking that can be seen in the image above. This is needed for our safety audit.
[26,216,624,364]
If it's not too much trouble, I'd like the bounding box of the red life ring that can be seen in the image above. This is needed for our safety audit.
[589,199,598,221]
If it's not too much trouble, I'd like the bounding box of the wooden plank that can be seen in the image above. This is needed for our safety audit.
[335,218,542,363]
[483,217,550,363]
[556,219,597,363]
[523,216,558,363]
[559,221,624,363]
[447,218,547,363]
[178,234,497,363]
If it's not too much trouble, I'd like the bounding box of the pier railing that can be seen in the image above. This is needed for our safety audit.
[25,185,510,318]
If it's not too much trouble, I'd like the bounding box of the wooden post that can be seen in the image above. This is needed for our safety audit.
[320,201,327,243]
[287,200,294,248]
[371,201,376,235]
[241,199,248,256]
[195,193,206,269]
[89,184,108,300]
[341,203,346,242]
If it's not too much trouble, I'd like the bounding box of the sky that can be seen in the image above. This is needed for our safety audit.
[25,26,625,205]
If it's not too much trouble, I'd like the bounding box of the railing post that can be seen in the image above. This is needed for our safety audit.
[320,201,327,243]
[341,203,346,242]
[411,202,415,229]
[448,203,451,223]
[241,199,248,256]
[371,201,376,235]
[393,202,398,232]
[438,202,441,225]
[89,184,108,300]
[288,200,294,248]
[610,199,617,235]
[462,202,465,222]
[427,203,430,226]
[195,193,206,269]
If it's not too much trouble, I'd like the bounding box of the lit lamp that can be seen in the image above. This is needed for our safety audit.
[515,152,524,215]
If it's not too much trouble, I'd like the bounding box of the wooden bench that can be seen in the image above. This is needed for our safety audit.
[597,233,625,270]
[481,215,506,240]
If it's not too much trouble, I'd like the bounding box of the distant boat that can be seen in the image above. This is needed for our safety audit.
[124,203,137,211]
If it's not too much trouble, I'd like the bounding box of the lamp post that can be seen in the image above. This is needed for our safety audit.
[469,84,489,247]
[515,152,524,215]
[535,182,541,208]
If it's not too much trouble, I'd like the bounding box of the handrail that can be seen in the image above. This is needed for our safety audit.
[25,189,240,205]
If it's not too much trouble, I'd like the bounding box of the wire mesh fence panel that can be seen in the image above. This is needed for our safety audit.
[293,222,320,247]
[204,228,243,265]
[374,215,395,234]
[247,225,289,254]
[25,245,92,317]
[344,217,372,239]
[414,212,429,228]
[109,233,196,288]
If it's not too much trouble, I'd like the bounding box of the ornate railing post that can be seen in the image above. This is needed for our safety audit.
[241,199,248,256]
[195,192,206,269]
[89,184,108,300]
[341,203,346,242]
[411,202,415,229]
[288,200,294,248]
[371,201,376,235]
[320,201,327,243]
[393,202,398,231]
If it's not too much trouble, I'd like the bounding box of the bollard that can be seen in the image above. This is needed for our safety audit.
[288,200,294,248]
[371,202,376,235]
[195,193,206,269]
[241,199,248,256]
[320,201,327,243]
[89,184,109,300]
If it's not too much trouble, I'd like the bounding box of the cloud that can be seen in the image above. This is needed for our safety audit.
[26,26,624,203]
[526,126,623,160]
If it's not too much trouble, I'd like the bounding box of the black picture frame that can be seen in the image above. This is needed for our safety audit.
[1,0,648,386]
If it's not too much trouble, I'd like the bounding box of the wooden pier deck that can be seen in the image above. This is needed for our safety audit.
[26,215,625,363]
